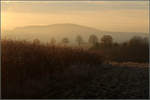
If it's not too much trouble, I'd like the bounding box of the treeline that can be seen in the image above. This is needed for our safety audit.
[32,34,149,63]
[89,35,149,63]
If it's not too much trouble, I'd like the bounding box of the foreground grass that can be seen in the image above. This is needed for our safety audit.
[1,40,149,99]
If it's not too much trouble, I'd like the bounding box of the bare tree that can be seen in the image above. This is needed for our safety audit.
[88,34,98,45]
[33,38,40,45]
[62,37,69,45]
[50,37,56,45]
[76,35,83,46]
[101,35,113,47]
[128,36,144,46]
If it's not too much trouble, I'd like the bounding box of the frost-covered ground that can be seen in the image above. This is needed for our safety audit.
[24,63,149,99]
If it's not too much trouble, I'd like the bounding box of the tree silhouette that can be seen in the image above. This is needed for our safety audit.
[101,35,113,48]
[33,38,40,45]
[50,37,56,45]
[128,36,144,47]
[76,35,83,46]
[88,35,98,46]
[62,38,69,45]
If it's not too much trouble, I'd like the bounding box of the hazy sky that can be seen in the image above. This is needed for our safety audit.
[1,1,149,33]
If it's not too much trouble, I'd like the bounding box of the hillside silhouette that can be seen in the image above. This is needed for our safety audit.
[2,24,148,43]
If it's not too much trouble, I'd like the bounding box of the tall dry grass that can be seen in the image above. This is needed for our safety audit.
[1,39,103,98]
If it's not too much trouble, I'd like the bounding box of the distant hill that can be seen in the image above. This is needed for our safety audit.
[2,23,148,44]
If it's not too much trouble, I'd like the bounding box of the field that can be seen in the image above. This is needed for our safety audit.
[1,40,149,99]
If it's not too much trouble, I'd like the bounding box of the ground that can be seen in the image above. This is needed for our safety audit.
[12,62,148,99]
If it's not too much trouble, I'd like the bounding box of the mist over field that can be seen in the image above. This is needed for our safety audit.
[2,23,149,44]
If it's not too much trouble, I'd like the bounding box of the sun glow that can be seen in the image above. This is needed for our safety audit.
[1,1,149,33]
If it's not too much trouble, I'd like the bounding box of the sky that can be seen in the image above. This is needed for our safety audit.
[1,1,149,33]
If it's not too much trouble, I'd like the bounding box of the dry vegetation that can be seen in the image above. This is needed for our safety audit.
[1,39,149,99]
